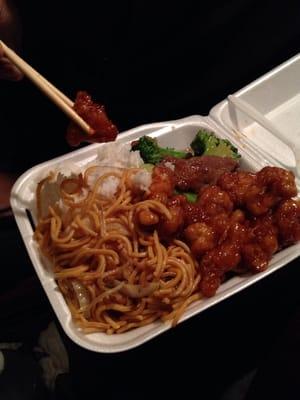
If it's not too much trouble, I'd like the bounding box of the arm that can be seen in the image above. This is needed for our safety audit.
[0,0,23,212]
[0,0,22,80]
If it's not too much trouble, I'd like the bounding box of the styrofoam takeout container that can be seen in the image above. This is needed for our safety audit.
[11,53,300,353]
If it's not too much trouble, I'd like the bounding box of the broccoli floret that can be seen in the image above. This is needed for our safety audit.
[182,192,198,203]
[174,190,198,203]
[191,129,240,159]
[131,136,187,164]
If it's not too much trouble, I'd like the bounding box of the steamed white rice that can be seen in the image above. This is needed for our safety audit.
[97,142,144,168]
[38,142,152,216]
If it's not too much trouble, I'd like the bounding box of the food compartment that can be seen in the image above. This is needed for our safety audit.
[11,115,300,353]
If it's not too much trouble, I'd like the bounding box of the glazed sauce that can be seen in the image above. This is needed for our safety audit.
[66,91,118,146]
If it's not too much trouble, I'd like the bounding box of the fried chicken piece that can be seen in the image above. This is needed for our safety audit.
[218,167,297,216]
[197,185,233,217]
[242,215,279,273]
[66,91,118,146]
[275,199,300,246]
[217,170,257,207]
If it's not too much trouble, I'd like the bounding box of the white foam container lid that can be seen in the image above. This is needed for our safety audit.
[210,53,300,172]
[11,53,300,353]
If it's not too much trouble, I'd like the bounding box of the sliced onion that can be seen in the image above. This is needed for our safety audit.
[106,222,130,236]
[120,282,159,298]
[71,280,90,317]
[61,177,83,195]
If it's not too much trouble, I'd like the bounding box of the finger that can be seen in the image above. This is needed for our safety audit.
[0,55,23,81]
[0,64,23,80]
[0,41,23,80]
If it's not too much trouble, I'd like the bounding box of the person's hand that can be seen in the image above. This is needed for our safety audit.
[0,172,16,216]
[0,0,23,80]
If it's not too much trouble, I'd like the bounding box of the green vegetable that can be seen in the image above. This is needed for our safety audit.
[174,190,198,203]
[182,192,198,203]
[190,129,240,159]
[141,163,154,172]
[131,136,187,164]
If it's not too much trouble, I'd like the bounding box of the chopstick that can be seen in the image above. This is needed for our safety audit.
[0,40,94,136]
[228,94,300,176]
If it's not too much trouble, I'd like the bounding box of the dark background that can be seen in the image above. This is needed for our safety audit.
[1,1,300,399]
[2,1,300,171]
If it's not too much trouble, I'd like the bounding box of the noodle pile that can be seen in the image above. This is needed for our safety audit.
[34,167,201,334]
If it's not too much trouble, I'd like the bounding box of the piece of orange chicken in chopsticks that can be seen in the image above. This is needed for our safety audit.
[66,91,119,146]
